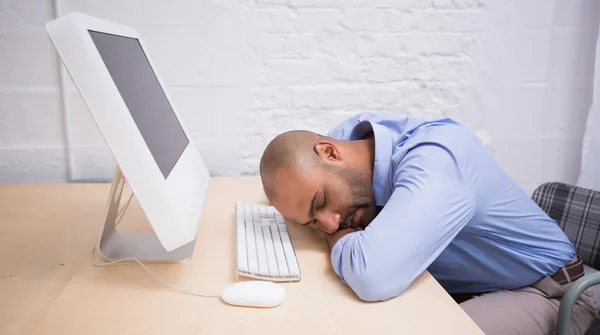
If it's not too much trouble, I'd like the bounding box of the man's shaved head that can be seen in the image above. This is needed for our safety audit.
[260,130,326,198]
[259,129,378,234]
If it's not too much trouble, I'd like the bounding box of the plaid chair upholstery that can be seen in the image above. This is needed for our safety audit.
[532,182,600,270]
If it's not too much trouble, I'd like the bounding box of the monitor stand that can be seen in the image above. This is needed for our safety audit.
[95,167,195,263]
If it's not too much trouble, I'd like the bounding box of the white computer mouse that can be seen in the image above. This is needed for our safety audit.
[221,281,285,308]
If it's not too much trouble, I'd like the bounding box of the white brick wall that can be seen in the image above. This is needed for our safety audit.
[1,0,599,195]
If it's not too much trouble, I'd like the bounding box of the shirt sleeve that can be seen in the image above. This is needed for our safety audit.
[330,144,476,301]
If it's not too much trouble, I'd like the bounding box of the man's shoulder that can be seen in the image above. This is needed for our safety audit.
[327,112,415,140]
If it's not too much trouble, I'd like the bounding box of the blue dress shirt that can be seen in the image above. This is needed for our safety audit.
[327,112,575,302]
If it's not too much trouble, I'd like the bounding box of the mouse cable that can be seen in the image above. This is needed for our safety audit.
[90,191,219,298]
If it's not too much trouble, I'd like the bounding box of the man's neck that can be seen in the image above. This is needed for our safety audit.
[347,134,376,181]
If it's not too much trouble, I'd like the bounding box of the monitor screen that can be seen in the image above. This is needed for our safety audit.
[88,30,188,179]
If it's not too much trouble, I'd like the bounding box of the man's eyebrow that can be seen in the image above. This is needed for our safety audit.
[308,190,318,219]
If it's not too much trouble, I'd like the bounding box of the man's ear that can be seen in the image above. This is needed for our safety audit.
[314,141,341,162]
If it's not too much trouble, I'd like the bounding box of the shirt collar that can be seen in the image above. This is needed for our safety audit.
[350,121,394,207]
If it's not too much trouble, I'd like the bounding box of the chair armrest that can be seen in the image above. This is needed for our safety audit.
[556,273,600,335]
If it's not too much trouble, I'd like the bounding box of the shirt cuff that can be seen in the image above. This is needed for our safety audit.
[330,233,354,283]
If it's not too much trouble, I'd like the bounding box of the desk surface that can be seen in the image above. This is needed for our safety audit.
[0,182,113,335]
[2,177,483,335]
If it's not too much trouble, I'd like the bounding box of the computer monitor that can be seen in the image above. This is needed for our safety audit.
[46,12,210,262]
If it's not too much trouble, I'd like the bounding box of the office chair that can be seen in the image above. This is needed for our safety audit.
[531,182,600,335]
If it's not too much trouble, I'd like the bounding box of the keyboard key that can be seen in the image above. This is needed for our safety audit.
[252,204,260,221]
[246,215,258,275]
[271,226,290,277]
[262,226,279,277]
[254,223,268,276]
[236,203,248,272]
[259,204,267,217]
[259,218,277,226]
[280,230,300,276]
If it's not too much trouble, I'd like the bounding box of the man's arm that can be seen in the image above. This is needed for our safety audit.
[329,144,476,302]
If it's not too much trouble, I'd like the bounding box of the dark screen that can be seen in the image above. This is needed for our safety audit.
[89,30,188,179]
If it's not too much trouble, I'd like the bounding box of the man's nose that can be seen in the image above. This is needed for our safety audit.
[315,210,341,233]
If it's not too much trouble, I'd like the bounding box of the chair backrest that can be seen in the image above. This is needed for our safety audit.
[532,182,600,270]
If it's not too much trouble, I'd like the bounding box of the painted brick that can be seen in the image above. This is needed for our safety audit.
[425,56,474,81]
[264,58,334,85]
[251,87,292,110]
[0,0,598,193]
[168,87,262,142]
[340,9,393,32]
[70,146,116,182]
[400,33,481,57]
[387,11,484,33]
[354,34,407,57]
[0,30,57,87]
[253,34,288,59]
[64,91,106,147]
[318,31,360,60]
[64,0,143,26]
[0,0,53,31]
[195,141,250,176]
[250,0,290,8]
[140,0,204,26]
[433,0,486,10]
[374,0,432,10]
[258,8,343,33]
[0,148,67,182]
[328,57,364,83]
[365,85,404,109]
[285,34,321,58]
[363,56,473,83]
[423,81,466,107]
[363,57,416,82]
[0,91,63,147]
[290,85,403,111]
[139,26,206,86]
[291,86,369,110]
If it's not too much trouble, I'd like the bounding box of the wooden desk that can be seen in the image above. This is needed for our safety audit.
[2,177,483,335]
[0,182,113,335]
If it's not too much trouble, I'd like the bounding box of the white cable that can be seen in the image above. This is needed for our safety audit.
[48,2,224,299]
[51,0,75,182]
[91,247,219,298]
[90,193,219,298]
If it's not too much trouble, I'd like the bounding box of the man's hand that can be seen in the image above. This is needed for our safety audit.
[306,225,361,252]
[326,227,359,252]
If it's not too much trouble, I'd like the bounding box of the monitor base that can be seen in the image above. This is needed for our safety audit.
[95,167,195,264]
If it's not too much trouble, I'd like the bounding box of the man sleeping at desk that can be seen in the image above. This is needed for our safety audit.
[258,112,598,335]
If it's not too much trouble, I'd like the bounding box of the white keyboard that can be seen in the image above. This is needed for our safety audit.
[235,202,301,282]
